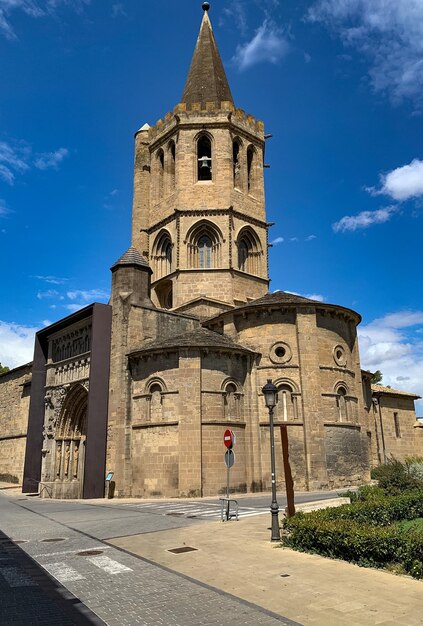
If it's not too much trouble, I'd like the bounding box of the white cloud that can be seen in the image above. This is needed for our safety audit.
[37,289,60,299]
[372,159,423,201]
[285,290,326,302]
[34,147,69,170]
[332,206,397,232]
[0,199,11,216]
[289,237,299,242]
[220,0,248,36]
[63,303,86,312]
[0,320,37,369]
[270,236,284,245]
[33,274,68,285]
[0,0,90,40]
[305,234,317,241]
[232,20,289,70]
[0,140,29,184]
[111,3,126,18]
[307,0,423,107]
[358,310,423,411]
[66,288,109,302]
[0,140,68,183]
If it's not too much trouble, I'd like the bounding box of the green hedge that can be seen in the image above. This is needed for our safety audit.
[302,490,423,526]
[283,491,423,579]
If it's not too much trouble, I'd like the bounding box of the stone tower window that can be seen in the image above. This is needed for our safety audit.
[247,145,256,193]
[197,134,212,181]
[168,140,176,190]
[237,227,262,275]
[157,148,165,200]
[187,221,222,269]
[199,235,212,268]
[152,231,172,279]
[233,139,241,189]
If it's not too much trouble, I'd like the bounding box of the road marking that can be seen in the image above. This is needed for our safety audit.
[87,555,132,575]
[0,566,38,587]
[44,562,85,582]
[32,546,113,558]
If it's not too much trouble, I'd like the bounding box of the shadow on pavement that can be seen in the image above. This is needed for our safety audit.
[0,530,104,625]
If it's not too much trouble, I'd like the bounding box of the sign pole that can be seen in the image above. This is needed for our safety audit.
[226,462,230,520]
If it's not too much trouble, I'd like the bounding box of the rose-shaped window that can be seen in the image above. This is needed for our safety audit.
[270,342,292,364]
[333,344,347,367]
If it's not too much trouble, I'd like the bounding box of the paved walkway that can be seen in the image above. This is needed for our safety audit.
[110,512,423,626]
[0,493,294,625]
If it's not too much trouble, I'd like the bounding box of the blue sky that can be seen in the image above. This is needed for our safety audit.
[0,0,422,410]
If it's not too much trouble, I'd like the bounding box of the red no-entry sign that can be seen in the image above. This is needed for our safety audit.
[224,429,234,449]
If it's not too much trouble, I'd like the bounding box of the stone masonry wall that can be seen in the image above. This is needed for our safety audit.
[0,364,32,484]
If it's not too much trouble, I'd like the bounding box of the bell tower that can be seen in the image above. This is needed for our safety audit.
[131,2,269,316]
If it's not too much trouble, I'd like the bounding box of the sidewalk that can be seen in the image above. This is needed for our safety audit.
[109,512,423,626]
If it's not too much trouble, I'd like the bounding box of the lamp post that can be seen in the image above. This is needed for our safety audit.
[262,378,280,542]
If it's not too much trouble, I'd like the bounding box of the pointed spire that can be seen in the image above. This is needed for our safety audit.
[181,3,233,107]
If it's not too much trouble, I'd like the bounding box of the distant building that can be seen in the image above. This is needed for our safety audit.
[1,5,422,498]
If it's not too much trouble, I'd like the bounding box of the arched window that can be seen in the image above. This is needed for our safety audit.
[168,140,176,190]
[157,148,164,200]
[186,221,222,269]
[155,280,173,310]
[277,384,298,422]
[233,139,241,189]
[150,383,163,422]
[199,235,212,268]
[223,380,242,420]
[152,231,172,279]
[197,134,212,181]
[237,228,262,275]
[336,385,348,422]
[247,145,256,193]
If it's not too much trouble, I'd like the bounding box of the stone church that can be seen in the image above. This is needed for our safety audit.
[1,4,422,499]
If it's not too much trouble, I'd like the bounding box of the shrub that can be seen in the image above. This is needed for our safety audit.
[283,511,423,579]
[283,491,423,579]
[371,458,422,495]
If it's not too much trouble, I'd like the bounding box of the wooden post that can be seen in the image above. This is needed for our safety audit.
[280,425,296,518]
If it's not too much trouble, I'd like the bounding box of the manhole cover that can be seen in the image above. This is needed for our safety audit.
[168,546,198,554]
[13,540,28,545]
[77,550,104,556]
[41,538,66,543]
[166,512,185,517]
[280,574,290,578]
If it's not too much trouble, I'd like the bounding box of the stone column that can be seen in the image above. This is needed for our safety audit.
[177,349,202,497]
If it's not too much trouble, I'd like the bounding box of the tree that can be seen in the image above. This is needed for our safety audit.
[371,370,383,384]
[0,362,10,375]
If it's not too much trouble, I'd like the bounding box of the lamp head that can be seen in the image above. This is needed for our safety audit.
[262,379,278,409]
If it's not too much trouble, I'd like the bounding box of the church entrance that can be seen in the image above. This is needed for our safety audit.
[53,384,87,498]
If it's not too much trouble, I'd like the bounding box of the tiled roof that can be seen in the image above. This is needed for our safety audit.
[111,247,150,270]
[181,9,233,106]
[241,291,320,308]
[372,384,421,399]
[129,327,254,356]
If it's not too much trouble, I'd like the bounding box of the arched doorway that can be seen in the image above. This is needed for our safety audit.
[54,384,88,498]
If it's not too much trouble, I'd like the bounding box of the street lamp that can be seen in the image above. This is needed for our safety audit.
[262,378,280,542]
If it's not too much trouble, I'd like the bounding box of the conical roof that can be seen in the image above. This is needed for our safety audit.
[111,246,150,271]
[181,5,233,107]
